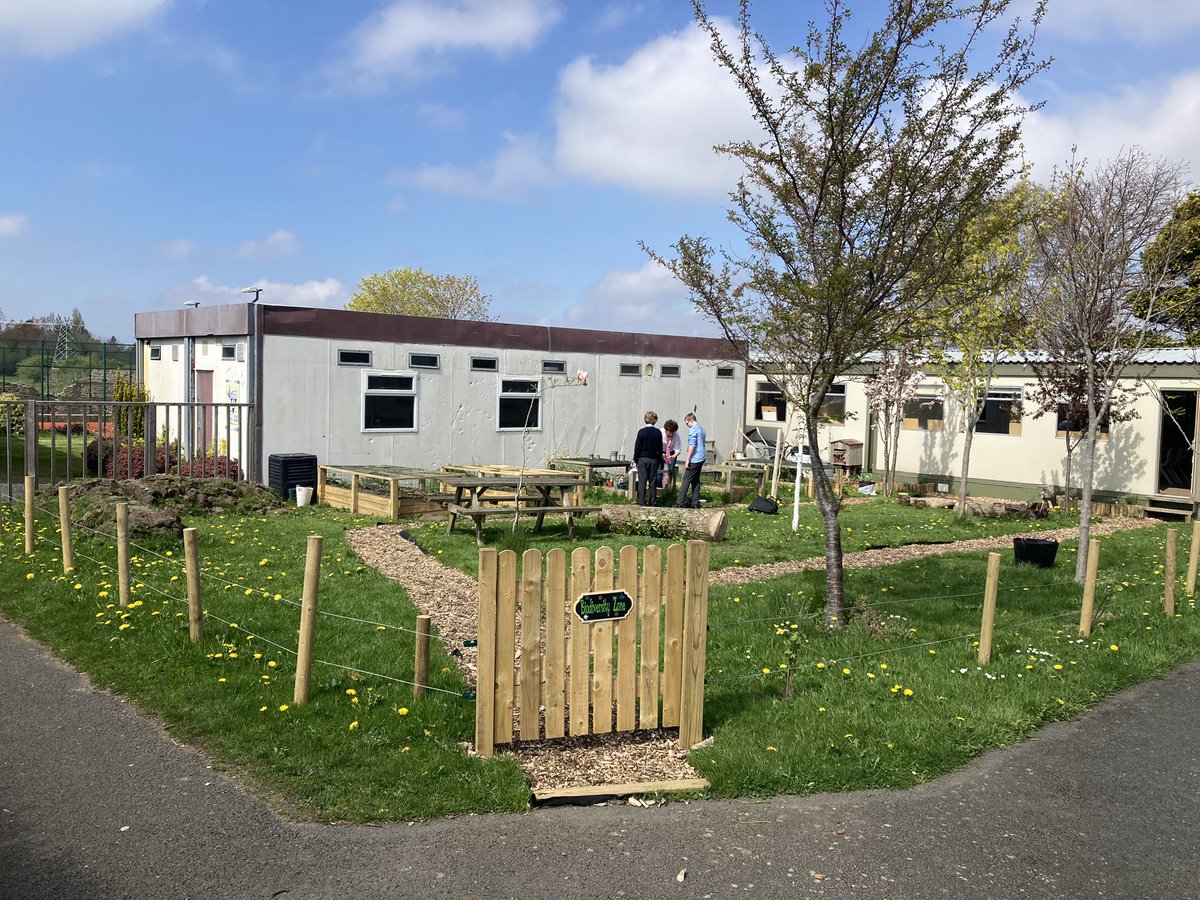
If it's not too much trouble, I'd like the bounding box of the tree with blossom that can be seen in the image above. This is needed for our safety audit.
[864,348,924,498]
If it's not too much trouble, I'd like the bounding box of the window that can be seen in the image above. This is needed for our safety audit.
[661,364,681,378]
[755,382,787,422]
[408,352,440,369]
[1055,403,1109,437]
[362,371,417,432]
[620,363,640,376]
[498,378,540,430]
[542,360,566,375]
[819,384,847,423]
[976,388,1023,435]
[149,346,161,361]
[221,345,236,360]
[716,366,735,378]
[471,356,498,372]
[338,349,372,366]
[903,395,944,431]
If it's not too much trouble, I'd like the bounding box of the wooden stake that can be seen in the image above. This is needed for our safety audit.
[183,527,203,644]
[678,540,711,750]
[475,548,499,757]
[293,534,323,705]
[1165,528,1177,619]
[316,465,326,504]
[24,474,35,555]
[1187,519,1200,598]
[413,614,431,701]
[116,502,131,608]
[1079,539,1099,637]
[977,552,1001,665]
[57,485,73,574]
[806,472,814,499]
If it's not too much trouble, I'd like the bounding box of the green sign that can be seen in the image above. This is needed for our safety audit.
[574,589,634,622]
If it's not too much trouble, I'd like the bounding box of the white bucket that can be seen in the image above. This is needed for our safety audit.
[295,485,314,507]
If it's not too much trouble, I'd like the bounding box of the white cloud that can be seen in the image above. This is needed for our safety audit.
[164,275,348,309]
[564,261,716,335]
[417,102,468,132]
[0,213,29,238]
[336,0,561,88]
[1020,70,1200,177]
[235,229,302,260]
[1030,0,1200,44]
[554,24,758,198]
[155,239,194,260]
[0,0,167,57]
[393,132,555,200]
[593,3,646,33]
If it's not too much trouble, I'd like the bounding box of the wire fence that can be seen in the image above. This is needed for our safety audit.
[8,489,473,699]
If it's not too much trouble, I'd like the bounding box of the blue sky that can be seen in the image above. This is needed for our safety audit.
[1,0,1198,342]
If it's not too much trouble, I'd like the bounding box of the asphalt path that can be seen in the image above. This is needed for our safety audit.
[3,614,1199,900]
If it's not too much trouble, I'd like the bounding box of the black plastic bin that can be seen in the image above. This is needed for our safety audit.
[268,453,317,500]
[1013,537,1058,567]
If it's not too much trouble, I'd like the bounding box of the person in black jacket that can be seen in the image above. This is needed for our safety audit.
[632,411,665,506]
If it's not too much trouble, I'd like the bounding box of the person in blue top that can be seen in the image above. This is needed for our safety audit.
[674,411,707,508]
[632,411,665,506]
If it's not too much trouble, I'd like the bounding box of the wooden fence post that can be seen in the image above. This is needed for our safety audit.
[24,474,35,555]
[183,527,203,643]
[678,539,711,750]
[58,485,73,574]
[293,534,323,705]
[1187,519,1200,598]
[116,502,131,607]
[1079,539,1099,637]
[978,552,1001,665]
[413,614,431,701]
[1165,528,1177,619]
[475,547,499,758]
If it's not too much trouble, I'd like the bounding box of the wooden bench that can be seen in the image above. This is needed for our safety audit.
[446,503,601,545]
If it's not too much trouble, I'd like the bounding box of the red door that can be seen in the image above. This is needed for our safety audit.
[195,370,214,454]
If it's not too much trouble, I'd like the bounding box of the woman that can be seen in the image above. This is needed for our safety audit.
[660,419,682,491]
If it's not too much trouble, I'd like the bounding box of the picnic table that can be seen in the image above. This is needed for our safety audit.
[705,460,771,495]
[548,456,632,485]
[442,475,599,545]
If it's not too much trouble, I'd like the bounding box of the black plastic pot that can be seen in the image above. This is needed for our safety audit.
[1013,537,1059,567]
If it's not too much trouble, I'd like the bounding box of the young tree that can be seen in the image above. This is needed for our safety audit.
[346,267,494,320]
[927,186,1034,518]
[864,348,924,499]
[646,0,1047,626]
[1026,148,1189,580]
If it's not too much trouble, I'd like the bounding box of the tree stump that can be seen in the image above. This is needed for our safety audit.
[594,505,729,541]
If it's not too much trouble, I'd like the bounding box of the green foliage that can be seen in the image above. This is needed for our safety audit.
[112,373,149,438]
[1132,190,1200,340]
[346,267,493,320]
[0,392,25,435]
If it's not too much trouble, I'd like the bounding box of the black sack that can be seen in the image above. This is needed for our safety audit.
[748,495,779,515]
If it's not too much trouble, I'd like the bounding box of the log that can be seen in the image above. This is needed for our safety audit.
[594,505,728,541]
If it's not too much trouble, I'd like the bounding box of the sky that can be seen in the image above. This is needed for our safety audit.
[1,0,1198,343]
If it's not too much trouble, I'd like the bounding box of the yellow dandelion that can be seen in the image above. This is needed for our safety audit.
[903,688,914,697]
[278,704,289,712]
[398,707,409,716]
[259,706,268,712]
[348,721,359,731]
[1110,644,1119,651]
[842,667,851,676]
[766,746,778,752]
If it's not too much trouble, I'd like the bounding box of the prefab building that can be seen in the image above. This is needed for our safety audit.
[134,303,747,481]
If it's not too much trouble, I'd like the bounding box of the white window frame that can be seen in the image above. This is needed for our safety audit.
[661,364,681,378]
[471,356,498,372]
[542,359,567,375]
[361,370,419,433]
[716,365,736,378]
[221,344,236,360]
[338,349,373,367]
[497,377,542,432]
[408,352,441,370]
[149,346,161,361]
[619,362,640,376]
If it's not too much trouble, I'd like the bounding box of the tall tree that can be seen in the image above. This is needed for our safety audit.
[346,267,494,320]
[1131,190,1200,341]
[927,185,1034,518]
[1026,148,1188,580]
[647,0,1048,626]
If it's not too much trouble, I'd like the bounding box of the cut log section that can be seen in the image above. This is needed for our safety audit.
[594,505,728,541]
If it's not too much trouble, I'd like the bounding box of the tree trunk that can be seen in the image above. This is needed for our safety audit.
[594,505,729,541]
[808,412,845,628]
[1076,429,1097,582]
[887,404,903,497]
[956,417,977,520]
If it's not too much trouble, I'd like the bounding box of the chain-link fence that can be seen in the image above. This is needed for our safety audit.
[0,339,136,401]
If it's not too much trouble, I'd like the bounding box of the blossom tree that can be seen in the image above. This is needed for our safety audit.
[864,348,924,498]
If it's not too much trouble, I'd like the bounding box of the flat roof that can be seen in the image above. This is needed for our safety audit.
[135,302,742,361]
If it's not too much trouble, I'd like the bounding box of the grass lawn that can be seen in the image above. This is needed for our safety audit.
[1,490,1194,821]
[3,432,89,486]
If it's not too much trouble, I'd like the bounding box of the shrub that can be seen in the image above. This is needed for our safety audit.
[105,444,241,480]
[0,394,25,436]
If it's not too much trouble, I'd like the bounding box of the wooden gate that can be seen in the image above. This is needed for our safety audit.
[474,540,710,757]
